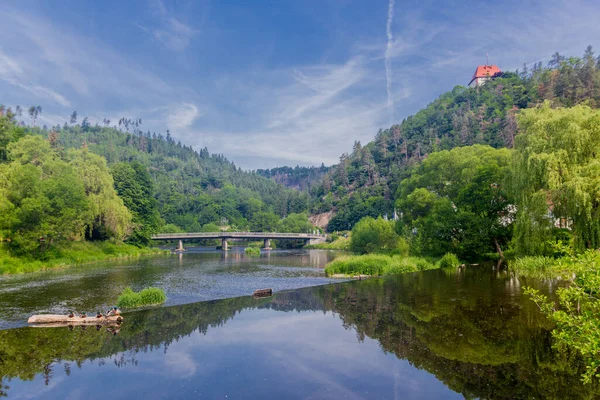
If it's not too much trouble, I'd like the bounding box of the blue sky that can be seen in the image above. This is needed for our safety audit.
[1,0,599,169]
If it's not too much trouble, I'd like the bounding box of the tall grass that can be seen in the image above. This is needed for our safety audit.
[510,255,583,279]
[117,287,167,309]
[325,254,437,277]
[0,241,168,275]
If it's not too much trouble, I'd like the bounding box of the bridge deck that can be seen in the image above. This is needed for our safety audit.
[151,232,325,240]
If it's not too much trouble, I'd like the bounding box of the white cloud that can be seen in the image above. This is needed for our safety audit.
[167,103,201,130]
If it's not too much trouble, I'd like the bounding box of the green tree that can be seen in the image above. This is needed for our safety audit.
[350,216,399,254]
[249,211,279,232]
[512,104,600,254]
[69,149,133,241]
[111,161,161,245]
[396,145,512,259]
[0,136,89,254]
[278,213,315,233]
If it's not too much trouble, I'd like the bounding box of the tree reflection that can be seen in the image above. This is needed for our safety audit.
[1,268,599,398]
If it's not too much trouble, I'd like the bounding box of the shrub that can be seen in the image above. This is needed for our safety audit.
[350,216,399,254]
[438,253,460,268]
[245,247,261,256]
[117,287,166,309]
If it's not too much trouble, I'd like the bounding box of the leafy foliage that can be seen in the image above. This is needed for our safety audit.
[0,127,132,255]
[111,161,162,245]
[396,145,512,259]
[512,103,600,254]
[350,216,399,254]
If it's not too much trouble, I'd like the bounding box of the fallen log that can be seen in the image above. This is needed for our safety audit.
[28,314,123,325]
[252,288,273,298]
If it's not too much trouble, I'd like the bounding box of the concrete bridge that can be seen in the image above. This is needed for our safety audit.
[150,232,327,251]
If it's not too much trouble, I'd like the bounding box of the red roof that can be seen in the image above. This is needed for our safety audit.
[471,65,501,82]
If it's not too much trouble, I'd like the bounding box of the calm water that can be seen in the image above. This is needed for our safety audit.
[0,248,343,329]
[1,255,599,399]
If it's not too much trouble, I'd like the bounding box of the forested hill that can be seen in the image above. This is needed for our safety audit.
[0,114,312,239]
[255,165,330,191]
[308,46,600,231]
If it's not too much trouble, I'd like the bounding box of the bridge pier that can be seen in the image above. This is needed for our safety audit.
[263,238,272,250]
[177,240,184,252]
[221,238,229,251]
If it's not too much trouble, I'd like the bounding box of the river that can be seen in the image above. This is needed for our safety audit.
[0,248,343,330]
[0,250,598,399]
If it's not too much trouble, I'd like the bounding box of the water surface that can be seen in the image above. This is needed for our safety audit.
[0,248,343,329]
[1,266,598,399]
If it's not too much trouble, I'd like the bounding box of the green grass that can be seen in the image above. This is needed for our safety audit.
[0,241,168,275]
[509,254,587,279]
[325,254,438,277]
[244,247,261,256]
[117,287,167,309]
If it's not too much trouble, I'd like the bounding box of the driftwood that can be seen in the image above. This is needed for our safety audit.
[252,288,273,298]
[28,314,123,325]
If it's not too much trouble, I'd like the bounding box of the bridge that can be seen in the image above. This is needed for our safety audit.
[151,232,327,251]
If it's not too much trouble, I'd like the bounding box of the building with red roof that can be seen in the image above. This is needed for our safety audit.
[469,65,501,88]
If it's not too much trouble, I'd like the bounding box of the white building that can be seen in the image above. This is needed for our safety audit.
[469,65,502,88]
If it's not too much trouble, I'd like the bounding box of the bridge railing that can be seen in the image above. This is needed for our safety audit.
[150,232,326,240]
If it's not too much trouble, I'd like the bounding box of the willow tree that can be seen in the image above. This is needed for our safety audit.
[512,103,600,254]
[68,148,132,240]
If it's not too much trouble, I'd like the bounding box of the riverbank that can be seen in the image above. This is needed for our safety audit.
[0,241,168,274]
[508,251,599,279]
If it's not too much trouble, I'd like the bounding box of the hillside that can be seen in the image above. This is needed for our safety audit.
[255,165,330,191]
[1,117,312,237]
[305,47,600,231]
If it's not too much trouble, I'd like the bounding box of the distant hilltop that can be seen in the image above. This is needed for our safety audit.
[469,64,502,87]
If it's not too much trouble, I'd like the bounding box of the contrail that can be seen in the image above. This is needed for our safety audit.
[385,0,395,122]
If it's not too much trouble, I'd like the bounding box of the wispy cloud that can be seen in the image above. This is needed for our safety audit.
[138,0,200,51]
[385,0,395,123]
[0,48,70,107]
[1,0,600,169]
[167,103,201,130]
